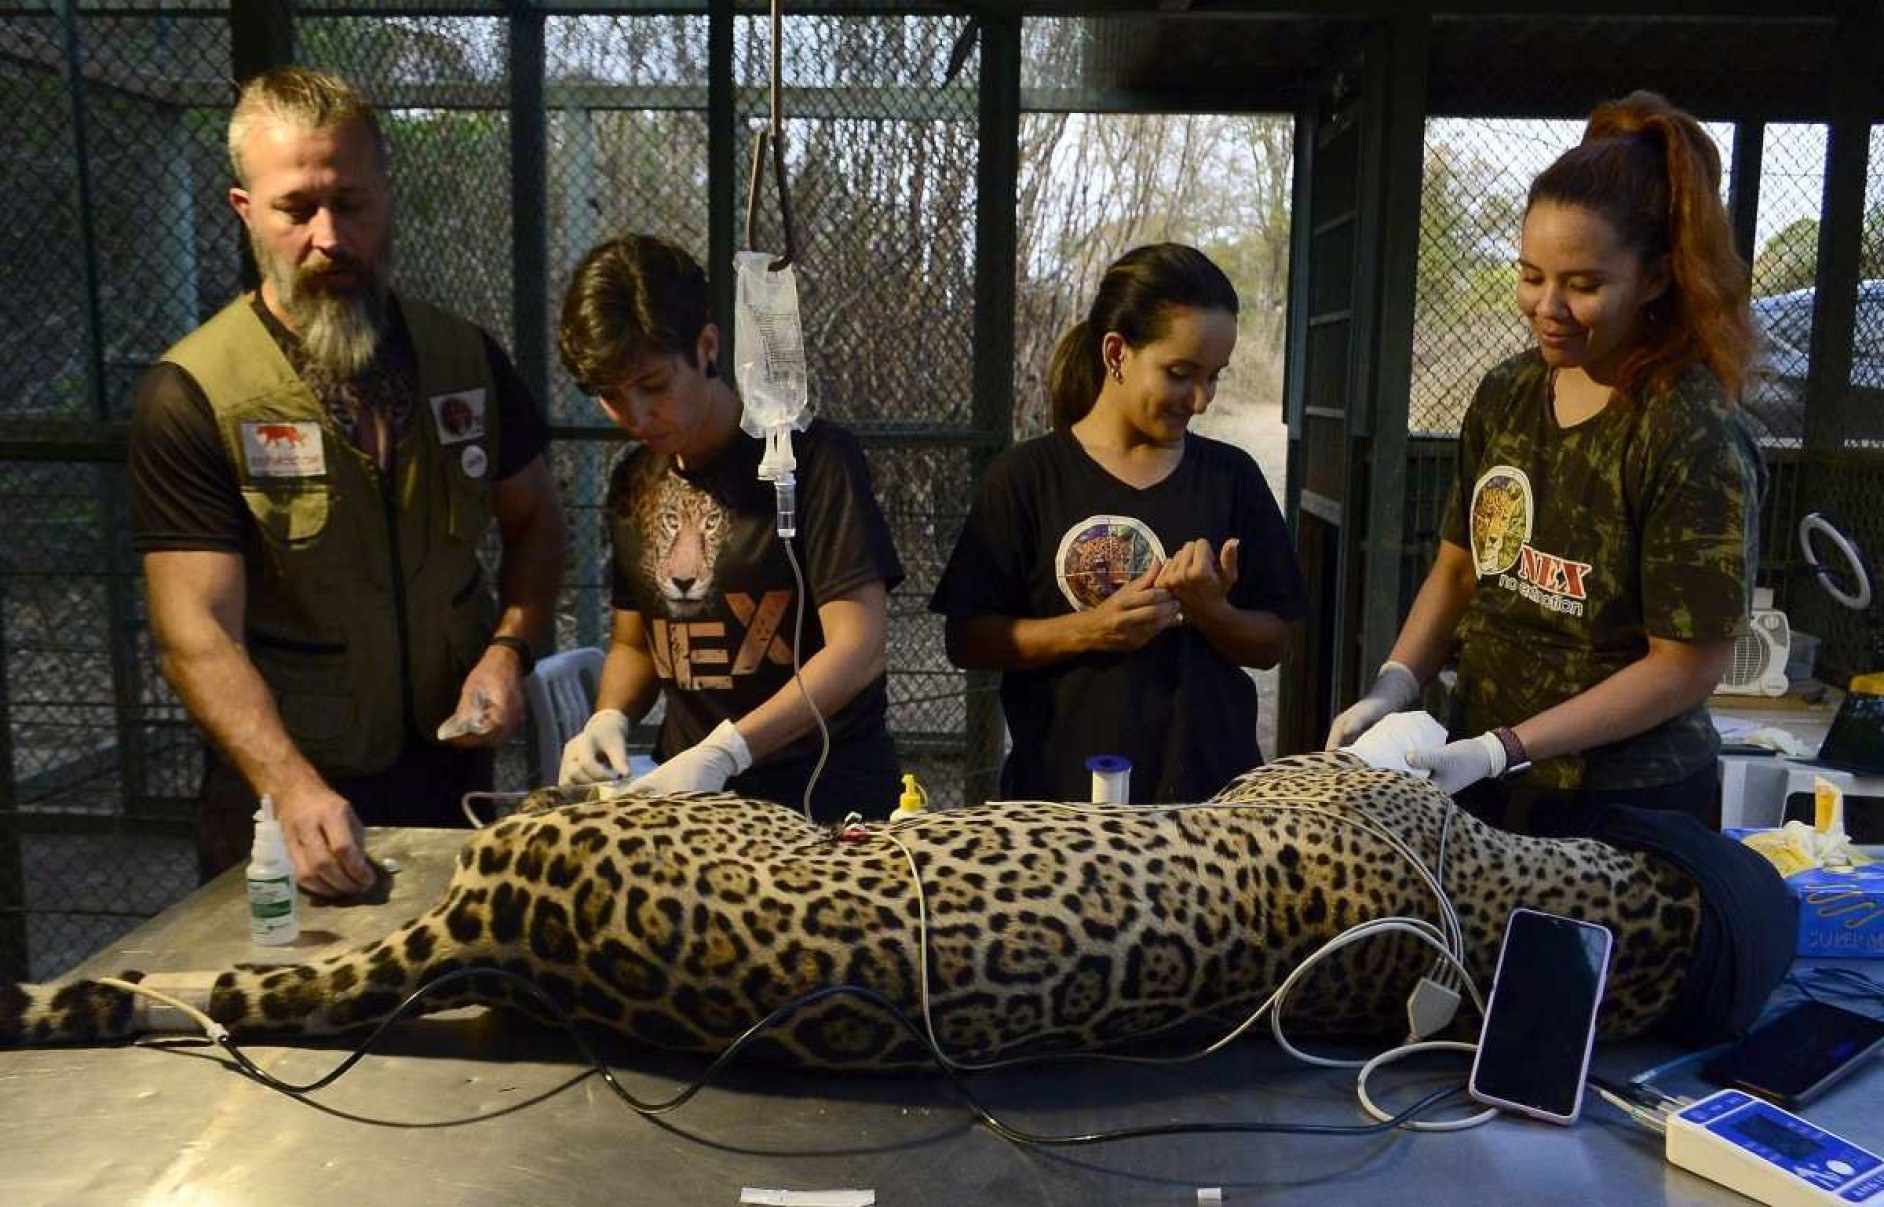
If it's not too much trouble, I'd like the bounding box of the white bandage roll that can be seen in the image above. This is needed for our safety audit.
[1086,754,1132,804]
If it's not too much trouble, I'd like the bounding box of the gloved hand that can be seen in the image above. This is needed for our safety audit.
[624,720,752,796]
[558,709,635,785]
[1403,731,1507,794]
[1324,661,1422,750]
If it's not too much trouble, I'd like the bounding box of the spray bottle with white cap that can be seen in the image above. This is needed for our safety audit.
[247,794,300,946]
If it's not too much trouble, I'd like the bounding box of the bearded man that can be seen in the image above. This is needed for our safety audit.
[128,67,565,898]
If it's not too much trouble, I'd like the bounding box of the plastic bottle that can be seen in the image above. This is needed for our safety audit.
[895,773,928,817]
[247,794,300,946]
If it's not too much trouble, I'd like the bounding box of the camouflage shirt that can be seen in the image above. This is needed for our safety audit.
[1442,351,1765,791]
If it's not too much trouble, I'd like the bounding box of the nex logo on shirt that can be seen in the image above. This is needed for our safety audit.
[648,590,795,689]
[1516,545,1593,601]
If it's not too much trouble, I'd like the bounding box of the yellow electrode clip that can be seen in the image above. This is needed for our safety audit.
[896,773,928,816]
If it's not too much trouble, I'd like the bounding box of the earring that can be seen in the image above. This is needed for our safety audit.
[1109,364,1124,383]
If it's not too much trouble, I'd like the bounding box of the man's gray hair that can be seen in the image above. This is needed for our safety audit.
[228,66,386,185]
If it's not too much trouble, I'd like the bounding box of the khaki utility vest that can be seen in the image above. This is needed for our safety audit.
[163,294,499,778]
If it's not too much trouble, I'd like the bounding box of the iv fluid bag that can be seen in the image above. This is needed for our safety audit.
[733,251,811,443]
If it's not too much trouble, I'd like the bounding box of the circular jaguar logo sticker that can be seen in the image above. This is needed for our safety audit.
[1054,515,1168,611]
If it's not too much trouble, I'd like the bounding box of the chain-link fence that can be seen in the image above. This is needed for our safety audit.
[0,3,1006,980]
[729,14,988,805]
[3,6,1875,984]
[1,4,233,980]
[1404,92,1883,689]
[1783,125,1884,681]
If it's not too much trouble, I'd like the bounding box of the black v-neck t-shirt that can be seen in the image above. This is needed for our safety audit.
[931,428,1306,803]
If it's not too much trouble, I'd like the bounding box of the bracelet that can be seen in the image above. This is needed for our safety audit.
[489,634,536,676]
[1491,726,1531,777]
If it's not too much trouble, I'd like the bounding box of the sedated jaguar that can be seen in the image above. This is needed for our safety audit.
[0,753,1791,1066]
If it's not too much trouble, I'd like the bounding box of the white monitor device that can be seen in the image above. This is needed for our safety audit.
[1667,1089,1884,1205]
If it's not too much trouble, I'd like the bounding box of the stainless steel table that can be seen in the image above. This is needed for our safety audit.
[2,826,1880,1206]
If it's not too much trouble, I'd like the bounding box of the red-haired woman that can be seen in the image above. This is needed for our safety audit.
[1326,92,1763,837]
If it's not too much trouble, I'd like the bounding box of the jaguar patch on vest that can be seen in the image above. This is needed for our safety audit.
[239,421,325,478]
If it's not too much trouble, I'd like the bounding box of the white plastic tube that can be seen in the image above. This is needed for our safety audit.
[1086,754,1131,804]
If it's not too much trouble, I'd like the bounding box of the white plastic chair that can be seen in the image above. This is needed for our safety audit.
[521,646,607,788]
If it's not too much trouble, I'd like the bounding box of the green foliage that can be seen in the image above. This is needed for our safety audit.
[1754,217,1820,295]
[1011,112,1295,434]
[1416,142,1522,323]
[1409,137,1531,433]
[1752,205,1884,291]
[382,110,513,342]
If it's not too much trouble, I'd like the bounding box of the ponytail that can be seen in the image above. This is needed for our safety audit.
[1045,243,1240,431]
[1048,320,1104,428]
[1530,91,1753,400]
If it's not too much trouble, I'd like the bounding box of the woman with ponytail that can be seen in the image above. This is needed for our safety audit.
[1326,92,1764,837]
[930,243,1306,803]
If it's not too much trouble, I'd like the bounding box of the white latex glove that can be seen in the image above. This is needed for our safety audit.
[1403,731,1507,795]
[436,688,493,741]
[624,720,753,796]
[559,709,635,785]
[1324,661,1422,750]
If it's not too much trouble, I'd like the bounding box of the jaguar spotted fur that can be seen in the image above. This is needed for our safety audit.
[0,753,1786,1067]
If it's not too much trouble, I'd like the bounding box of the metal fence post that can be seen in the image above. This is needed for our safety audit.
[561,106,606,650]
[708,0,736,355]
[964,8,1020,807]
[231,0,292,295]
[1356,13,1429,687]
[0,561,21,978]
[1729,122,1764,269]
[1799,2,1881,678]
[54,1,150,820]
[510,5,548,408]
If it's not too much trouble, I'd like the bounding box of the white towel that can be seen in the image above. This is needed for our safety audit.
[1343,711,1451,778]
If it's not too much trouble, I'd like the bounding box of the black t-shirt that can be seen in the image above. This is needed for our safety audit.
[128,294,549,555]
[929,428,1307,803]
[607,418,904,798]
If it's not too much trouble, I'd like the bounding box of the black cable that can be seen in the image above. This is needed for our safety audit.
[975,1084,1471,1146]
[211,970,1475,1143]
[1590,1074,1674,1110]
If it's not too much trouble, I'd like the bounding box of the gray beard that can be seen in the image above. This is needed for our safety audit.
[293,289,388,385]
[257,241,390,383]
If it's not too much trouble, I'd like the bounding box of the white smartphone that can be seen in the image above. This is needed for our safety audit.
[1468,908,1615,1125]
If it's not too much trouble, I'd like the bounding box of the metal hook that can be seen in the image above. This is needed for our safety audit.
[743,0,798,271]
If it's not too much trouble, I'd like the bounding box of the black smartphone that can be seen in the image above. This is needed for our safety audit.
[1701,1000,1884,1108]
[1468,908,1615,1125]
